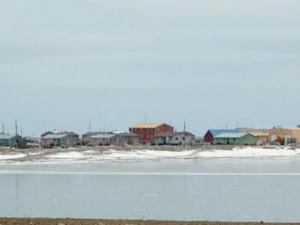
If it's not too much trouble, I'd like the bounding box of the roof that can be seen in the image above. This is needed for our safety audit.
[155,132,175,137]
[42,132,78,139]
[82,131,104,136]
[214,132,251,139]
[115,132,139,137]
[251,132,269,137]
[175,131,195,137]
[130,123,164,129]
[237,128,269,133]
[42,133,68,139]
[0,133,12,139]
[207,129,237,137]
[90,133,116,139]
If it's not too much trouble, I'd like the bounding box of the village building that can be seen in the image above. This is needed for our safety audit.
[111,132,139,146]
[41,131,80,148]
[250,132,269,145]
[82,132,106,145]
[170,132,195,146]
[155,132,174,145]
[22,136,40,148]
[204,129,237,144]
[89,133,116,146]
[268,127,300,145]
[213,132,257,145]
[129,123,174,145]
[0,133,22,148]
[155,131,195,146]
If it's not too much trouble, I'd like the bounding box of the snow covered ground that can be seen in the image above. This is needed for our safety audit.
[0,147,300,164]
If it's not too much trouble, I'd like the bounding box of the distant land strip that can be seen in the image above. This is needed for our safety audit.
[0,218,298,225]
[1,171,300,176]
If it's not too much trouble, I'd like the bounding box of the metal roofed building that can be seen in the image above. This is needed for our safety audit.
[129,123,174,145]
[213,132,257,145]
[204,129,238,144]
[41,131,80,148]
[155,131,196,146]
[89,133,116,146]
[170,131,196,146]
[0,133,22,148]
[111,132,140,146]
[82,131,109,145]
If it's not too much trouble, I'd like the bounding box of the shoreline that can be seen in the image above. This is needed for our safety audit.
[0,146,299,164]
[0,218,298,225]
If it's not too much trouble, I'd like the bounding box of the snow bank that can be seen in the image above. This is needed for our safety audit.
[0,153,26,160]
[88,147,300,161]
[1,147,300,164]
[195,147,299,158]
[46,151,86,159]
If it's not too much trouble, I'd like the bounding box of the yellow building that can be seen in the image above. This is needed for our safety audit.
[268,127,300,145]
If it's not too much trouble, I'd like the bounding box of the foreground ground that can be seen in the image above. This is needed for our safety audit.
[0,218,298,225]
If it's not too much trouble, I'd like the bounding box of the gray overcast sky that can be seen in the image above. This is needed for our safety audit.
[1,0,300,136]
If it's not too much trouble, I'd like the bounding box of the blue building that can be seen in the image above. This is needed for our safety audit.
[0,133,22,147]
[204,129,238,143]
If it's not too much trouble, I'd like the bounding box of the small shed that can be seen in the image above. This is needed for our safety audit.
[213,133,257,145]
[111,133,139,146]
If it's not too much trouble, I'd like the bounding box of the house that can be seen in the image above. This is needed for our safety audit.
[268,127,300,145]
[111,132,139,146]
[213,132,257,145]
[89,133,116,146]
[169,132,195,146]
[41,131,80,148]
[129,123,174,145]
[0,133,22,148]
[250,132,269,145]
[82,132,106,145]
[155,132,174,145]
[204,129,237,143]
[155,131,195,146]
[22,136,40,148]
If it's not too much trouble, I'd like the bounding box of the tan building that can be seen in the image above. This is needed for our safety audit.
[268,127,300,145]
[251,132,269,145]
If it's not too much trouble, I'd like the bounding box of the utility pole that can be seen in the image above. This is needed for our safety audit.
[1,122,4,133]
[15,120,18,136]
[144,113,148,124]
[184,120,186,132]
[88,121,92,132]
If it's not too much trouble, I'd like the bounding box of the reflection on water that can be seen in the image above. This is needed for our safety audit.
[0,158,300,222]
